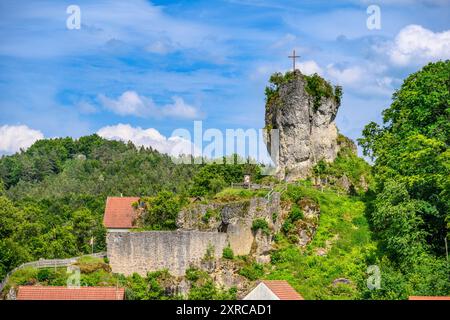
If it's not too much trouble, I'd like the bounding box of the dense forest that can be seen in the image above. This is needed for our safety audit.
[0,135,260,279]
[0,60,449,299]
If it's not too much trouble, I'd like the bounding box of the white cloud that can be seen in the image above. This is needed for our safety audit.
[97,123,199,157]
[161,97,201,119]
[389,25,450,66]
[99,91,147,116]
[298,60,323,76]
[0,125,44,154]
[98,91,202,119]
[325,64,364,86]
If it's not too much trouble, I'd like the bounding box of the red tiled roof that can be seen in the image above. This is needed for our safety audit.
[16,286,125,300]
[103,197,140,229]
[262,280,304,300]
[409,296,450,300]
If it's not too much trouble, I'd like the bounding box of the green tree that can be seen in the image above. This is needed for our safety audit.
[359,60,450,256]
[141,191,184,230]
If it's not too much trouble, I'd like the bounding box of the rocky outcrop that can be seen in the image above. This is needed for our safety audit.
[282,196,321,247]
[265,70,341,181]
[177,193,282,257]
[200,259,252,296]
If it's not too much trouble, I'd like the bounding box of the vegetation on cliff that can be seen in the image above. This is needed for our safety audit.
[264,70,342,115]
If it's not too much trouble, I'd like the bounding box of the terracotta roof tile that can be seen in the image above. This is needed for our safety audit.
[16,286,125,300]
[261,280,304,300]
[409,296,450,300]
[103,197,140,229]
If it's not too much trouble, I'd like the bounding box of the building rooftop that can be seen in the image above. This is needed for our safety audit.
[16,286,125,300]
[261,280,304,300]
[103,196,140,229]
[408,296,450,300]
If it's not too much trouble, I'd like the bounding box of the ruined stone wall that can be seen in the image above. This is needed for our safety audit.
[107,193,282,277]
[107,231,228,276]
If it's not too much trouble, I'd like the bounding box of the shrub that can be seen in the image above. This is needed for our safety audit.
[282,204,304,237]
[202,209,218,224]
[36,268,54,283]
[239,262,264,281]
[289,204,304,221]
[272,212,278,223]
[186,267,205,282]
[252,218,270,235]
[304,73,336,110]
[222,247,234,260]
[273,233,282,243]
[75,256,110,274]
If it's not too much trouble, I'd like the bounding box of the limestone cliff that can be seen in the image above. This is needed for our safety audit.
[265,70,342,181]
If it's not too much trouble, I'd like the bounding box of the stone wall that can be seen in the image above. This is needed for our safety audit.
[107,193,282,277]
[107,230,228,276]
[177,193,281,256]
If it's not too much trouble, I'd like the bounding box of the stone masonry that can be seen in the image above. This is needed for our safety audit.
[107,230,228,277]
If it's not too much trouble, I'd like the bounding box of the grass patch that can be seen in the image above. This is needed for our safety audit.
[214,187,269,202]
[267,184,377,299]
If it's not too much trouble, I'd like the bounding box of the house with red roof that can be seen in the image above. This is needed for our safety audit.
[409,296,450,300]
[243,280,304,300]
[16,286,125,300]
[103,196,140,231]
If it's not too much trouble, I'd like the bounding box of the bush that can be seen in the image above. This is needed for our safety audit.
[272,212,278,223]
[239,262,264,281]
[140,191,184,230]
[289,204,304,221]
[186,267,206,282]
[304,73,338,110]
[36,268,53,282]
[75,256,110,274]
[222,247,234,260]
[202,209,218,224]
[282,204,304,237]
[252,219,270,235]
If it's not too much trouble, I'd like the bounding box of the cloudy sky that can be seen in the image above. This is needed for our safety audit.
[0,0,449,156]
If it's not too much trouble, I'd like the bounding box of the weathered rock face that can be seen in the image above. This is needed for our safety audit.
[265,70,340,181]
[177,193,281,257]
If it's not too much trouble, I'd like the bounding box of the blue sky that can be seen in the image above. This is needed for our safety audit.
[0,0,449,156]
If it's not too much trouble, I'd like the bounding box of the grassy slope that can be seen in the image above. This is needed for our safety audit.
[265,184,376,299]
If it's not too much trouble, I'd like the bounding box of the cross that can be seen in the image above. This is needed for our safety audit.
[288,49,300,71]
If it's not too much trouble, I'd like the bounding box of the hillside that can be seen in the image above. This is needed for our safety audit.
[1,61,449,300]
[2,179,376,300]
